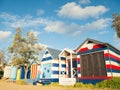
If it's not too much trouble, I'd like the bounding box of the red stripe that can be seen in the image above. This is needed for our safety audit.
[93,44,104,49]
[77,58,80,62]
[78,44,104,52]
[77,67,80,71]
[104,53,120,61]
[79,47,88,52]
[106,64,120,70]
[78,76,112,79]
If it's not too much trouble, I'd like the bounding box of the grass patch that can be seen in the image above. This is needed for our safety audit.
[96,77,120,89]
[74,82,94,88]
[16,80,27,85]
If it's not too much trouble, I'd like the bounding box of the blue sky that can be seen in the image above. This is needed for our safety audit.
[0,0,120,51]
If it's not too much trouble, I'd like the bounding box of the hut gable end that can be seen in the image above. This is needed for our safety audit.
[76,38,107,53]
[41,47,61,62]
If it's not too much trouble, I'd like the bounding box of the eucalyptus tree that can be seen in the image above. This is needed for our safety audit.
[112,13,120,38]
[8,28,42,79]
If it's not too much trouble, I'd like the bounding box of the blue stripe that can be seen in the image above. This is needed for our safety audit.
[77,47,107,55]
[45,51,49,54]
[78,79,105,85]
[78,62,80,64]
[42,57,52,62]
[52,63,66,68]
[107,69,120,73]
[109,47,120,55]
[52,71,59,74]
[40,78,59,85]
[62,64,66,68]
[52,63,59,67]
[52,71,67,74]
[61,57,66,60]
[78,70,80,74]
[105,57,120,63]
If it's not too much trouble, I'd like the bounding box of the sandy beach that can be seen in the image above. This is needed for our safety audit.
[0,79,111,90]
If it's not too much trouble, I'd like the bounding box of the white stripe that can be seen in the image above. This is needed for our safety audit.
[52,67,59,71]
[77,64,80,67]
[77,55,80,58]
[78,74,81,77]
[51,75,59,78]
[105,61,120,66]
[107,72,112,77]
[42,53,52,58]
[112,73,120,76]
[104,50,120,58]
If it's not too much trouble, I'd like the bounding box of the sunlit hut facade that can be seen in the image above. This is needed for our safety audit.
[59,38,120,84]
[40,47,61,83]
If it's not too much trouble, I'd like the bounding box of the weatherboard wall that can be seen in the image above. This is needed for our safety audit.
[40,48,63,82]
[76,42,120,79]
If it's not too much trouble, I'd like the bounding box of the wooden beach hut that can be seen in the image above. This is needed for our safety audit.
[10,66,18,80]
[3,65,12,78]
[40,47,61,83]
[59,38,120,85]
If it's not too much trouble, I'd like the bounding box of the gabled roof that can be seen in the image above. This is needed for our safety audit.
[59,48,76,56]
[46,47,61,59]
[75,38,120,54]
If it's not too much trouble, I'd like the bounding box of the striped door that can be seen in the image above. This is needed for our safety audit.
[31,64,38,79]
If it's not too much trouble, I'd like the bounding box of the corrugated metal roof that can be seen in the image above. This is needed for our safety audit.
[47,47,61,59]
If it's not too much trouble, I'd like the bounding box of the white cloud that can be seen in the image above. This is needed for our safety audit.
[79,0,91,5]
[57,2,108,19]
[0,12,19,21]
[0,13,47,28]
[0,12,111,36]
[44,18,111,35]
[0,31,12,41]
[37,9,44,16]
[99,30,109,35]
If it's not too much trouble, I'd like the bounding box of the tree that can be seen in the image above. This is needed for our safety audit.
[112,13,120,38]
[8,28,26,65]
[0,49,4,66]
[8,28,41,79]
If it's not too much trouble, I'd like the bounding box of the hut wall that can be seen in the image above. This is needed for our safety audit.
[77,43,120,79]
[104,49,120,77]
[10,66,18,80]
[3,66,12,78]
[41,59,66,82]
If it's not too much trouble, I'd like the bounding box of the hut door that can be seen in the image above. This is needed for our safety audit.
[68,60,77,78]
[81,51,107,77]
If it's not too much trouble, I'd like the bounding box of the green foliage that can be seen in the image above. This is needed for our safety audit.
[50,82,59,86]
[112,13,120,38]
[8,28,40,66]
[74,82,94,88]
[16,80,27,85]
[0,50,4,65]
[96,77,120,89]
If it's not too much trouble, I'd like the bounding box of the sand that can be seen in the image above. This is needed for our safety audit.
[0,80,110,90]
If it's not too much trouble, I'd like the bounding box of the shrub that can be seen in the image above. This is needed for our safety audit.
[96,77,120,89]
[16,80,27,85]
[49,82,60,86]
[74,82,94,88]
[74,82,85,87]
